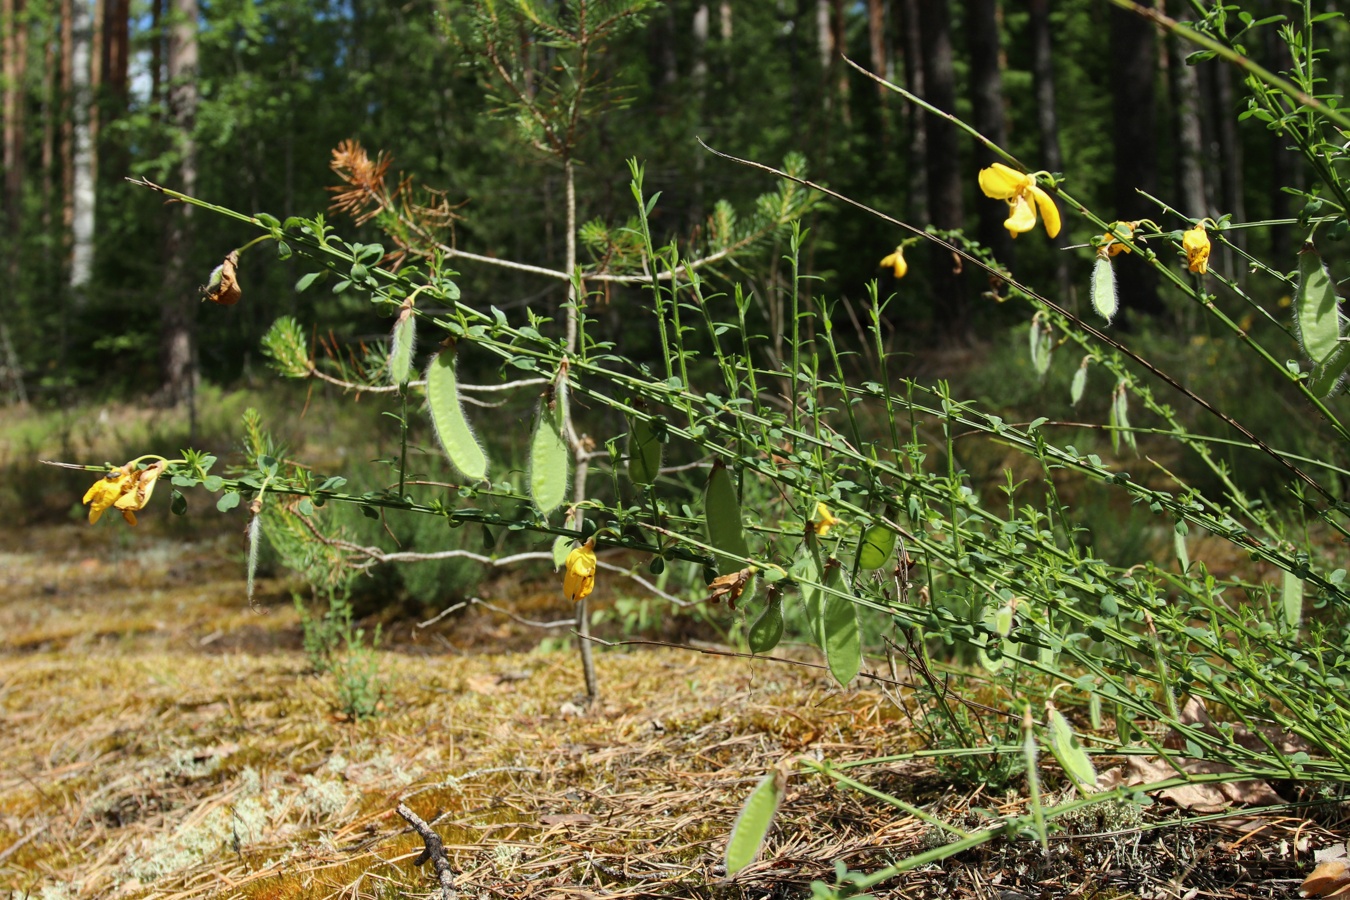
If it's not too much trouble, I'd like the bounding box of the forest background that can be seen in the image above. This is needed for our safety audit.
[0,0,1315,415]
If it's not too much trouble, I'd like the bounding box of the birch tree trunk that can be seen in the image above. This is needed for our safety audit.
[68,0,93,292]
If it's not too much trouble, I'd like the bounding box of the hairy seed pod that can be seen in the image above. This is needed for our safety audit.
[426,348,488,481]
[529,382,569,516]
[1090,254,1118,324]
[725,768,785,876]
[388,307,417,386]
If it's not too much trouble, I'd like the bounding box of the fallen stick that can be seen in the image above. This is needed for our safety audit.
[396,803,456,900]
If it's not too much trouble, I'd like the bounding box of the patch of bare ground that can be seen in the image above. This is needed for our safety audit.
[0,525,1341,899]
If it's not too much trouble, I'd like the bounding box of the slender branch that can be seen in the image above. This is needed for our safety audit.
[395,803,456,900]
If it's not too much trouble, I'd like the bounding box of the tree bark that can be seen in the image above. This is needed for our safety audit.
[68,0,93,291]
[1110,4,1161,317]
[897,0,926,223]
[3,0,27,232]
[1211,59,1245,284]
[1167,2,1205,220]
[160,0,197,404]
[1029,0,1071,305]
[918,0,965,335]
[966,0,1010,264]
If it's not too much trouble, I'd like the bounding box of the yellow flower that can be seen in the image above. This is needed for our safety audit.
[82,465,133,524]
[1101,221,1135,257]
[113,460,167,526]
[879,246,908,279]
[1183,223,1210,274]
[978,162,1061,239]
[81,459,166,525]
[811,501,842,537]
[563,538,597,602]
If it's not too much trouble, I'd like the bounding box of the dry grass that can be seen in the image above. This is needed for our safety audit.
[0,523,1340,899]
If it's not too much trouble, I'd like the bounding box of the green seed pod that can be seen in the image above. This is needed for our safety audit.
[388,307,417,386]
[1090,254,1118,324]
[1046,702,1098,790]
[857,523,896,570]
[821,561,861,687]
[791,546,825,648]
[1283,569,1303,632]
[703,461,750,576]
[747,591,784,654]
[426,348,488,481]
[529,366,571,516]
[1296,241,1340,364]
[627,409,664,485]
[648,555,666,575]
[1070,359,1089,406]
[725,768,785,876]
[1029,316,1053,378]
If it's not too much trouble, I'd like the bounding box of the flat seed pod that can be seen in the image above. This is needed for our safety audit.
[627,407,663,485]
[725,768,785,876]
[1296,242,1340,364]
[1283,569,1303,631]
[857,523,896,571]
[1070,360,1089,406]
[791,549,825,647]
[388,307,416,386]
[1091,254,1118,323]
[552,535,572,570]
[529,394,569,515]
[1046,702,1098,790]
[747,592,784,654]
[1308,340,1350,399]
[704,462,750,576]
[822,562,861,687]
[1114,387,1135,454]
[426,349,488,481]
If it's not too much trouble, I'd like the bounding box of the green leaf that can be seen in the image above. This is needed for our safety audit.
[627,409,664,485]
[170,490,187,516]
[216,491,241,512]
[426,348,489,482]
[1045,703,1098,790]
[295,271,324,292]
[1296,242,1341,363]
[725,769,785,876]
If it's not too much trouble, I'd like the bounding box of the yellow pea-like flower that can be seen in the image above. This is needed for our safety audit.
[563,538,598,602]
[879,246,908,279]
[1183,223,1211,274]
[978,162,1061,239]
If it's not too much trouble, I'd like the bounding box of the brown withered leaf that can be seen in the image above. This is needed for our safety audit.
[1302,858,1350,898]
[202,250,241,305]
[708,567,755,609]
[1097,753,1285,815]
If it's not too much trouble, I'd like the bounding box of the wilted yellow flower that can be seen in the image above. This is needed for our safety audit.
[81,459,167,526]
[563,538,597,602]
[82,465,134,524]
[978,162,1061,239]
[812,501,842,537]
[1183,223,1210,274]
[1101,221,1135,257]
[879,246,908,279]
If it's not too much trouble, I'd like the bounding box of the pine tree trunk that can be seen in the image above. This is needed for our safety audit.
[41,0,54,231]
[897,0,926,223]
[966,0,1010,265]
[1029,0,1070,306]
[159,0,196,405]
[1110,4,1161,317]
[918,0,965,336]
[3,0,27,232]
[1168,2,1205,221]
[68,0,92,291]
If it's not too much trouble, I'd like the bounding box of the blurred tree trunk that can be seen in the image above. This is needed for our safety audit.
[1029,0,1071,305]
[41,1,54,230]
[866,0,889,146]
[966,0,1010,265]
[918,0,965,336]
[692,1,708,225]
[1211,60,1245,282]
[150,0,161,105]
[831,0,848,125]
[2,0,31,404]
[160,0,196,405]
[68,0,92,292]
[897,0,926,223]
[1265,21,1297,264]
[59,0,71,248]
[1110,4,1161,317]
[101,0,127,109]
[1168,10,1206,221]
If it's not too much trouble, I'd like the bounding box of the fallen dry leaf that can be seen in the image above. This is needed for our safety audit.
[1303,858,1350,897]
